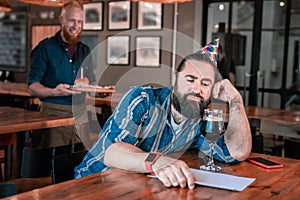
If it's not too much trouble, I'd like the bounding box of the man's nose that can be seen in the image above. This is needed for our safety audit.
[192,83,202,96]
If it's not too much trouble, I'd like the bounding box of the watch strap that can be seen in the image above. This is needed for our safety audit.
[145,152,162,175]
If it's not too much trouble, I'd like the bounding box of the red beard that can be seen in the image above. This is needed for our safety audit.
[62,27,81,44]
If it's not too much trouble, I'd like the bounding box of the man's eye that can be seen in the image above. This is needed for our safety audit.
[187,78,194,83]
[202,81,210,86]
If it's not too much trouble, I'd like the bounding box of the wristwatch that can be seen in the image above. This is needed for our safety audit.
[145,152,162,175]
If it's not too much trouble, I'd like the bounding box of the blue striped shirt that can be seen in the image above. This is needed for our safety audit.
[74,86,238,178]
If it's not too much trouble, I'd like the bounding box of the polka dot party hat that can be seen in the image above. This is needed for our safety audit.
[196,38,220,66]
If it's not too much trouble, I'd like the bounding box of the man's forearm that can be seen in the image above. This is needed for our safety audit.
[225,99,252,161]
[103,142,195,189]
[29,82,53,98]
[104,142,149,173]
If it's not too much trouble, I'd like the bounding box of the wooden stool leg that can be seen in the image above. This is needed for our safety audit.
[0,163,3,181]
[4,145,12,181]
[0,133,16,181]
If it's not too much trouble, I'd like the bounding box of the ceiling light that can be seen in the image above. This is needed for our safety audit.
[279,1,285,7]
[18,0,91,7]
[131,0,193,4]
[0,0,12,12]
[218,3,224,11]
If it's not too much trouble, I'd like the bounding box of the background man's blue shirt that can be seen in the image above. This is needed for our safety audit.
[28,31,95,105]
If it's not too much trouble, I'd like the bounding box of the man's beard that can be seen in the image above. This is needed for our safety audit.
[171,88,210,119]
[62,27,81,44]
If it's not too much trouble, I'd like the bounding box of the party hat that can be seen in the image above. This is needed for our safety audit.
[196,38,219,66]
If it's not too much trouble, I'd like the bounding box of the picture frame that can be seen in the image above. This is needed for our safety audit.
[135,36,161,67]
[107,35,130,65]
[80,34,99,50]
[137,2,162,30]
[83,2,103,30]
[108,1,131,30]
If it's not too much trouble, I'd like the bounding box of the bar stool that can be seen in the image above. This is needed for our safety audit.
[284,138,300,160]
[0,133,16,181]
[0,149,4,180]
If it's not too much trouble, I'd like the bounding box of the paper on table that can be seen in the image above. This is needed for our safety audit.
[148,168,255,192]
[191,168,255,191]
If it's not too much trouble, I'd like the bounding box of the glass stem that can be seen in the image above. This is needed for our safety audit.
[208,143,214,166]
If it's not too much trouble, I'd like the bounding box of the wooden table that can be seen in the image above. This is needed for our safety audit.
[5,150,300,200]
[245,106,300,139]
[0,107,74,180]
[0,81,40,108]
[85,93,122,108]
[0,82,31,97]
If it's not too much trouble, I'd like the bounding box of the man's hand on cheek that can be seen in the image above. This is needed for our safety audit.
[212,79,241,104]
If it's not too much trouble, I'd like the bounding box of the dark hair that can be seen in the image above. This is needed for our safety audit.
[175,53,222,82]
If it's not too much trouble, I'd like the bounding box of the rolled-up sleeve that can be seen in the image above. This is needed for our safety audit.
[28,45,48,86]
[74,86,150,178]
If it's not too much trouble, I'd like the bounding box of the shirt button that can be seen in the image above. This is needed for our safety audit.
[69,59,72,63]
[65,48,68,51]
[73,70,76,73]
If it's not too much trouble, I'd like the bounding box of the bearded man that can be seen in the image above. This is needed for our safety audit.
[75,40,251,190]
[28,1,95,148]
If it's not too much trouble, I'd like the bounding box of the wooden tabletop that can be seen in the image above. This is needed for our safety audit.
[0,81,116,97]
[0,106,74,134]
[0,81,31,97]
[245,105,299,122]
[5,150,300,200]
[245,105,300,139]
[85,93,122,108]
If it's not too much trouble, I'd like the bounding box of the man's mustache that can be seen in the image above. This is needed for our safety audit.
[186,92,202,99]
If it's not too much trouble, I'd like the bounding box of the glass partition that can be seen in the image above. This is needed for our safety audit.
[206,0,299,108]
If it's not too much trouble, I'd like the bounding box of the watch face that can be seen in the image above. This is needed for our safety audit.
[146,153,158,162]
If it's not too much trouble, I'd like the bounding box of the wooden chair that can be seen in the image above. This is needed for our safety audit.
[21,147,53,178]
[263,134,284,156]
[0,133,16,181]
[11,147,54,193]
[0,182,16,198]
[52,149,87,184]
[0,148,4,181]
[52,142,85,157]
[14,144,85,193]
[284,138,300,160]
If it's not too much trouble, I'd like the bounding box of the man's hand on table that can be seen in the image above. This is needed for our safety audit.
[152,156,195,189]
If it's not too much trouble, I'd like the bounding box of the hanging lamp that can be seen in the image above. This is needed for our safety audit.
[131,0,192,3]
[18,0,91,7]
[0,0,12,12]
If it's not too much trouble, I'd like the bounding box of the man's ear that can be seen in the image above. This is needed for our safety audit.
[58,15,63,24]
[172,71,178,87]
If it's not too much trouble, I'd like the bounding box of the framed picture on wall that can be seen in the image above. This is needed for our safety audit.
[80,34,99,50]
[135,36,161,67]
[83,2,103,30]
[107,35,130,65]
[108,1,131,30]
[137,2,162,30]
